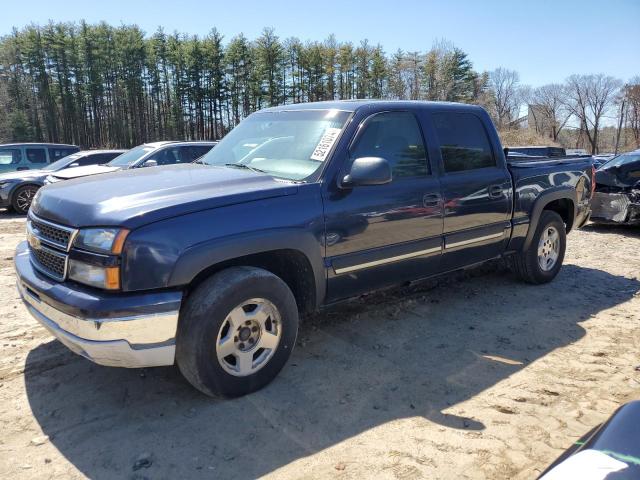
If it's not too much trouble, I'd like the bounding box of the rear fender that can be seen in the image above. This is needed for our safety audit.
[521,187,577,251]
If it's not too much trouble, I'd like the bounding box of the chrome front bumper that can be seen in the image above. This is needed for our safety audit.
[18,280,179,368]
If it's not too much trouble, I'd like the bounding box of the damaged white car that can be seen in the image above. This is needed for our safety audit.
[591,149,640,225]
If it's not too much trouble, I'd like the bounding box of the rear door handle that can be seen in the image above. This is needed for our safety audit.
[488,185,504,199]
[423,193,441,207]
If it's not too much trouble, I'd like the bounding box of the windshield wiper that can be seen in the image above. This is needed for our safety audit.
[224,163,267,174]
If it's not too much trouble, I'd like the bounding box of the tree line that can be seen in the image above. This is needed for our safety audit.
[0,21,638,153]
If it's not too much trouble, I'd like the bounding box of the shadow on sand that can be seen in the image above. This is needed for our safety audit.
[23,263,639,478]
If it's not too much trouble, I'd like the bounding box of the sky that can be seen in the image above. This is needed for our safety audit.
[1,0,638,87]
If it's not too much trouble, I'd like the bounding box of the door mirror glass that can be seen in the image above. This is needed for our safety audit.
[143,159,158,167]
[342,157,392,187]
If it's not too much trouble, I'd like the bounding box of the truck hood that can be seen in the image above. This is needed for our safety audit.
[51,164,122,180]
[32,164,298,228]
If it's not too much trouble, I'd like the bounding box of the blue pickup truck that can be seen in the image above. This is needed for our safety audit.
[14,101,594,397]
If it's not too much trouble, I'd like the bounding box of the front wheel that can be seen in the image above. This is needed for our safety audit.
[176,266,299,397]
[511,210,567,284]
[11,185,39,215]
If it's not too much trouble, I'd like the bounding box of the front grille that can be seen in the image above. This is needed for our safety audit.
[30,245,67,281]
[28,215,74,250]
[26,214,76,281]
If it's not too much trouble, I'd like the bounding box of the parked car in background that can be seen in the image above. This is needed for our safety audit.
[566,148,588,156]
[592,153,616,168]
[44,141,217,184]
[0,149,125,214]
[14,100,594,398]
[0,143,80,174]
[508,146,567,157]
[591,149,640,225]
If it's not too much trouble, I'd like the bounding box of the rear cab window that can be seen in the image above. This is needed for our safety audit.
[432,112,496,173]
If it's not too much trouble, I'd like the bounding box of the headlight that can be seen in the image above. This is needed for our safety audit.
[74,228,129,254]
[43,175,58,185]
[68,259,120,290]
[69,228,129,290]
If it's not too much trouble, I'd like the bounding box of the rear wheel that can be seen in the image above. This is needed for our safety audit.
[512,210,566,284]
[176,266,299,397]
[11,185,39,215]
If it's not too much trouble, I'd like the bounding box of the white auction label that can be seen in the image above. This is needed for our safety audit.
[310,127,342,161]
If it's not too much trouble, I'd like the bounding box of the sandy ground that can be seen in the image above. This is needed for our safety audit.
[0,210,638,480]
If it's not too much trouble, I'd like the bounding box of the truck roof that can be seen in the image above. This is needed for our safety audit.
[261,100,487,114]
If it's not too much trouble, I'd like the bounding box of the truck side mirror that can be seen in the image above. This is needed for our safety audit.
[143,159,158,167]
[341,157,392,187]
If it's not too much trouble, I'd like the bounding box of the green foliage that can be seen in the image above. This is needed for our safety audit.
[0,22,489,147]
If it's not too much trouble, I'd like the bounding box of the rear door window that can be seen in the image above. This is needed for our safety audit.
[48,147,78,162]
[0,149,21,165]
[76,154,108,166]
[26,148,47,164]
[181,145,214,162]
[151,147,182,166]
[432,113,496,173]
[96,152,124,163]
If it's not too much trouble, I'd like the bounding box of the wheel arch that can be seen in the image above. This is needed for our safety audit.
[170,230,325,315]
[522,187,576,251]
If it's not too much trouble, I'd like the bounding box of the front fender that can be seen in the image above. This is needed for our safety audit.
[168,228,326,308]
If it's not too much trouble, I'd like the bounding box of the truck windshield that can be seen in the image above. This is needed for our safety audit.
[199,109,352,181]
[108,145,155,167]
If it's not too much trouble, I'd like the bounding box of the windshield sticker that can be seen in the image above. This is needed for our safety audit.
[310,127,342,161]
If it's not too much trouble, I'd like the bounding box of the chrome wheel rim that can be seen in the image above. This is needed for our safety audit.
[16,188,36,212]
[537,226,560,271]
[215,298,282,377]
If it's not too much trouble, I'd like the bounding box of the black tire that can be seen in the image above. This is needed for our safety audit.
[511,210,566,284]
[176,266,299,397]
[11,184,39,215]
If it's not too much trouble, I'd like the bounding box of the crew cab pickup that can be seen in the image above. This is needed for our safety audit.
[14,101,594,397]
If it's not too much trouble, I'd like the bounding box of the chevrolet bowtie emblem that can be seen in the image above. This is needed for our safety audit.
[27,231,41,250]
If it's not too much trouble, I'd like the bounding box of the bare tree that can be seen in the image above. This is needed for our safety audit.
[528,84,572,142]
[487,68,521,129]
[563,74,622,154]
[624,77,640,149]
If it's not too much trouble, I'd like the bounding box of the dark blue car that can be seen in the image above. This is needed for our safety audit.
[14,101,594,397]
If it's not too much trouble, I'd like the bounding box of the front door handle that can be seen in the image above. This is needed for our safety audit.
[423,193,441,208]
[488,185,504,199]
